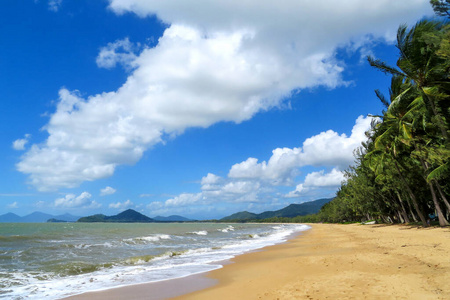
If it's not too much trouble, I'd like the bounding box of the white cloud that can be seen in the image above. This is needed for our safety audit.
[285,184,306,198]
[17,1,429,191]
[152,115,372,214]
[229,116,373,184]
[54,192,101,209]
[109,199,134,209]
[201,173,221,185]
[48,0,62,12]
[165,193,202,207]
[147,201,163,210]
[100,186,117,196]
[285,168,346,198]
[299,116,373,168]
[200,173,223,191]
[12,134,31,151]
[7,202,19,209]
[303,168,346,187]
[221,181,260,195]
[96,38,139,70]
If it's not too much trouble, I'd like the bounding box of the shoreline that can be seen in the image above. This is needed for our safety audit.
[64,223,450,299]
[61,224,308,300]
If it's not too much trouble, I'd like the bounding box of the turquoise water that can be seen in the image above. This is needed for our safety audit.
[0,222,310,299]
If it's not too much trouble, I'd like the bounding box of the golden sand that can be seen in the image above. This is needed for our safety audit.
[175,223,450,300]
[65,223,450,300]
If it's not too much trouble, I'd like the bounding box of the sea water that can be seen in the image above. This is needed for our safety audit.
[0,222,310,299]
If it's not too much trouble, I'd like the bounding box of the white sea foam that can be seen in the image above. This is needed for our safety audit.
[123,234,172,244]
[0,223,310,300]
[189,230,208,236]
[219,225,235,233]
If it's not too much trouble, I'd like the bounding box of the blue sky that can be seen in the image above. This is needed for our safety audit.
[1,0,432,219]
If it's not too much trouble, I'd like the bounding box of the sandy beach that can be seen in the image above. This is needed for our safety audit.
[66,223,450,300]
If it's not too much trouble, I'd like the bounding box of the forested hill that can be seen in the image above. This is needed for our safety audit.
[78,209,154,223]
[221,198,333,221]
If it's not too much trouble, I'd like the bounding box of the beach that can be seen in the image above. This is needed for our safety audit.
[66,223,450,300]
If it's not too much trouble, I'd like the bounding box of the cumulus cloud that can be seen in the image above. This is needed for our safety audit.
[285,184,306,199]
[285,168,346,198]
[109,199,134,209]
[229,116,373,184]
[54,192,101,209]
[303,168,346,187]
[152,115,372,214]
[17,1,429,191]
[165,193,203,207]
[96,38,140,70]
[100,186,117,196]
[12,134,31,151]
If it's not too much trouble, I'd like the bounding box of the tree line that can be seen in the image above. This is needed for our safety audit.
[318,1,450,227]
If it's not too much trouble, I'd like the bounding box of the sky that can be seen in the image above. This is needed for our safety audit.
[0,0,432,220]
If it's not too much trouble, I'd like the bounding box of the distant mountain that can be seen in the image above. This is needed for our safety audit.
[21,212,54,223]
[153,215,193,222]
[78,209,154,223]
[0,212,21,222]
[0,212,81,223]
[221,211,258,221]
[221,198,333,221]
[54,213,80,222]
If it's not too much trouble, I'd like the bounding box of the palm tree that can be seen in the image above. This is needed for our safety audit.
[430,0,450,18]
[368,20,449,140]
[368,20,449,226]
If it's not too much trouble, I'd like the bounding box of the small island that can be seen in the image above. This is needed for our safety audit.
[77,209,154,223]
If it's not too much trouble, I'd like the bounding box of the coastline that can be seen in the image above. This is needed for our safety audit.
[64,223,450,300]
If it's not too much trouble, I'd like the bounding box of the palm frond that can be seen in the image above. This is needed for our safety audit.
[426,162,449,181]
[367,56,404,76]
[374,89,390,108]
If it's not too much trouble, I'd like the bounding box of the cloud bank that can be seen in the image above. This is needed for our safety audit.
[17,0,429,191]
[147,116,373,216]
[54,192,101,209]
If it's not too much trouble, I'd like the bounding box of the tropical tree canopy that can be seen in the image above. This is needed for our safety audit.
[317,13,450,226]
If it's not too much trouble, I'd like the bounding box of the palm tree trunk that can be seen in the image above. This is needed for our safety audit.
[428,181,449,226]
[419,159,449,226]
[393,161,428,226]
[403,191,418,222]
[434,180,450,212]
[396,191,410,223]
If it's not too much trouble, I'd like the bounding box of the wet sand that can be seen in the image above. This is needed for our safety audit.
[65,223,450,300]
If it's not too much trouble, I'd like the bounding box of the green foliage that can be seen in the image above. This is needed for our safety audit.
[319,16,450,226]
[430,0,450,18]
[220,198,333,222]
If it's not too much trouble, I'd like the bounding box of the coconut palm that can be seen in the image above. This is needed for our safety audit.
[368,20,449,140]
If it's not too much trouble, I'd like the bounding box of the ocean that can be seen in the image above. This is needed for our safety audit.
[0,222,310,299]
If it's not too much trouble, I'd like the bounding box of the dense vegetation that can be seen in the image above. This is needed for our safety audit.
[318,3,450,227]
[219,198,333,222]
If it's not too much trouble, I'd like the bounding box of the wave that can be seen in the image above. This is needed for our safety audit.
[52,261,115,276]
[188,230,208,236]
[218,225,235,233]
[0,223,310,300]
[122,234,172,245]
